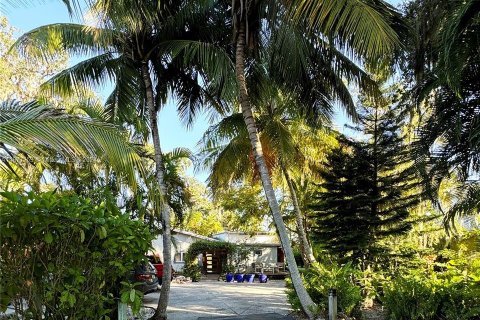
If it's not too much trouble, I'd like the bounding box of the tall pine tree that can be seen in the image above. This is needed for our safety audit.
[310,93,420,268]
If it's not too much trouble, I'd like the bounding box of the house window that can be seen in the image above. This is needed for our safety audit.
[174,251,185,263]
[254,249,262,256]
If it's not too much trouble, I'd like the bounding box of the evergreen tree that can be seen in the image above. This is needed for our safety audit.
[310,97,420,268]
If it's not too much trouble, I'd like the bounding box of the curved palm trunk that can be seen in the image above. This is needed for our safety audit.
[235,21,316,319]
[281,163,317,267]
[141,62,172,320]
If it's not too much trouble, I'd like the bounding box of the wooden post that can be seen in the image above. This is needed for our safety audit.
[328,288,337,320]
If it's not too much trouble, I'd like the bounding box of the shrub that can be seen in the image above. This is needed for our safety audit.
[183,264,202,282]
[382,259,480,320]
[286,262,362,318]
[358,267,387,307]
[0,191,154,319]
[382,272,440,319]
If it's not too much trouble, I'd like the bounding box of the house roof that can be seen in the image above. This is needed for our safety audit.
[172,229,218,242]
[213,231,275,236]
[212,231,281,246]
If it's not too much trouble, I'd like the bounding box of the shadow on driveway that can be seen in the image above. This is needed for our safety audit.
[143,280,295,320]
[198,313,294,319]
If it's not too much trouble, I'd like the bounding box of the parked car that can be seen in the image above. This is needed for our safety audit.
[147,255,175,284]
[132,262,159,295]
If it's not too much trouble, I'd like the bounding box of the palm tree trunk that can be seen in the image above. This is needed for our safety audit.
[141,62,172,320]
[281,163,316,267]
[235,20,316,319]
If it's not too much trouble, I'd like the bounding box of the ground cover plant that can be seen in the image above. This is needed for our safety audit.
[382,259,480,319]
[286,262,362,318]
[382,233,480,320]
[286,229,480,320]
[0,191,154,319]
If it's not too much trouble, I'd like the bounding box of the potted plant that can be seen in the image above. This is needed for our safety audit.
[232,245,250,282]
[235,273,245,282]
[223,264,235,283]
[245,273,255,283]
[259,273,268,283]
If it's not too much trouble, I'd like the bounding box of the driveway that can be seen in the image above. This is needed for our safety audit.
[143,280,294,320]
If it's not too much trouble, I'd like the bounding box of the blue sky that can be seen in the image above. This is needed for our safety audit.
[3,0,404,182]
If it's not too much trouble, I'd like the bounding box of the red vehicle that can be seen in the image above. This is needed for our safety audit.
[147,255,175,284]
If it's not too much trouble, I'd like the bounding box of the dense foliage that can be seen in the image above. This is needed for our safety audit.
[286,262,362,318]
[0,191,154,318]
[288,229,480,319]
[382,253,480,319]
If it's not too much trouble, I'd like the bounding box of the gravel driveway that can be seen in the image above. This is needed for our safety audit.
[143,280,294,320]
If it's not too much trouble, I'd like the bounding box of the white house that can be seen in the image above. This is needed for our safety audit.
[151,230,286,274]
[151,230,217,271]
[212,231,285,274]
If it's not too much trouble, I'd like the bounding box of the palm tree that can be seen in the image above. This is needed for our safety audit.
[403,0,480,227]
[198,80,341,266]
[228,1,403,317]
[12,2,231,318]
[0,99,142,186]
[132,147,194,224]
[403,0,479,89]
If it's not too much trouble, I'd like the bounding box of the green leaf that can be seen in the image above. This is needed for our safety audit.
[120,291,130,304]
[100,226,107,239]
[129,288,136,302]
[97,226,107,239]
[45,232,53,244]
[79,229,85,243]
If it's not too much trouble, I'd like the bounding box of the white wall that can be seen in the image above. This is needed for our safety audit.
[151,233,203,271]
[235,246,278,273]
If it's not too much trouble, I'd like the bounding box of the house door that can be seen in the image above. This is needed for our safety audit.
[277,247,285,263]
[203,250,226,274]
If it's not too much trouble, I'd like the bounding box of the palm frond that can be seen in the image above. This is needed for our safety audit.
[159,40,237,102]
[165,147,194,162]
[204,137,253,192]
[266,21,312,87]
[441,0,480,89]
[261,118,298,163]
[75,97,111,122]
[198,113,246,149]
[0,100,143,187]
[196,113,250,188]
[103,57,148,138]
[446,182,480,227]
[13,23,117,60]
[289,0,403,60]
[40,53,119,97]
[161,63,229,128]
[0,100,36,122]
